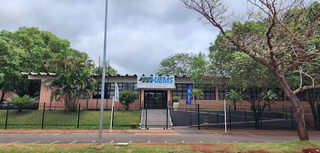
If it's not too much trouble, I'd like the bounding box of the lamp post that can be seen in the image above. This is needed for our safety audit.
[99,0,108,144]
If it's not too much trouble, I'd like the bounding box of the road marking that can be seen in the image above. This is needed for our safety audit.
[217,141,221,143]
[10,134,17,136]
[266,141,271,143]
[135,133,179,135]
[199,141,203,143]
[110,140,114,143]
[70,141,77,144]
[11,141,21,144]
[91,141,96,143]
[50,141,59,144]
[233,141,238,143]
[249,141,254,143]
[40,134,47,136]
[129,141,132,143]
[25,134,33,136]
[52,133,61,136]
[31,141,41,144]
[165,140,167,143]
[182,141,185,143]
[148,140,150,143]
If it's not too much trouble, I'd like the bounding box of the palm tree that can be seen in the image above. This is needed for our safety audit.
[46,69,96,112]
[226,90,242,110]
[192,89,204,104]
[5,95,38,112]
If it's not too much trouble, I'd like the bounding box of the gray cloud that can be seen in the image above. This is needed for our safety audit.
[0,0,249,75]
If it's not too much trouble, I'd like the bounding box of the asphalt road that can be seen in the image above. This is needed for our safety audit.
[1,130,320,144]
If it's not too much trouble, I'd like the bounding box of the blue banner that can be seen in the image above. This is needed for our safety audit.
[186,85,192,105]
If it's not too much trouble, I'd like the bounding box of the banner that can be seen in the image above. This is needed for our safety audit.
[186,85,192,105]
[114,82,119,101]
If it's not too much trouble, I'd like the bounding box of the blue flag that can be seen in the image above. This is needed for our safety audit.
[186,85,192,105]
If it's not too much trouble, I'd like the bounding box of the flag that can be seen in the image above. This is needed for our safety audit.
[186,85,192,105]
[115,82,119,101]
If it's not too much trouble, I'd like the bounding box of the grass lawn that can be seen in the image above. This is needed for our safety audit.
[0,109,140,129]
[0,141,318,153]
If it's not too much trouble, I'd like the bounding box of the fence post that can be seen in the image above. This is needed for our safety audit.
[77,103,81,129]
[190,114,192,127]
[229,105,231,130]
[260,106,262,129]
[166,105,168,129]
[245,111,247,123]
[291,107,293,130]
[5,102,9,129]
[145,103,148,129]
[285,108,288,120]
[282,105,285,116]
[41,103,46,129]
[197,104,200,130]
[87,99,89,110]
[216,113,219,124]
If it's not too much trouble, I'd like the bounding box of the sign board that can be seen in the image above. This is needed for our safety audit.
[137,76,175,88]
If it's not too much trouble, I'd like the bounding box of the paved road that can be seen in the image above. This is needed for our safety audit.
[1,130,320,144]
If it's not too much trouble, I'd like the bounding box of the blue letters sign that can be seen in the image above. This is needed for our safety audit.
[186,85,192,105]
[137,76,175,88]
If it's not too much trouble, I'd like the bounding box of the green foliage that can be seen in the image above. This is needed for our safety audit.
[5,95,38,112]
[0,27,72,103]
[46,69,96,112]
[191,88,204,104]
[93,66,117,75]
[172,96,180,102]
[226,90,243,110]
[156,52,206,77]
[119,90,137,110]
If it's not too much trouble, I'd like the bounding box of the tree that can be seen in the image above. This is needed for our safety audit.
[45,49,96,112]
[181,0,320,141]
[0,27,71,101]
[156,53,206,77]
[119,89,137,110]
[5,95,38,112]
[226,90,242,111]
[46,69,96,112]
[93,66,117,75]
[191,88,204,104]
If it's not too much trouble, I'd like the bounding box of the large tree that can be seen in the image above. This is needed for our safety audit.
[156,52,206,77]
[181,0,320,140]
[0,27,71,101]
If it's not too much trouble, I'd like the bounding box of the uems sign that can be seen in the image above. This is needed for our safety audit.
[137,76,175,88]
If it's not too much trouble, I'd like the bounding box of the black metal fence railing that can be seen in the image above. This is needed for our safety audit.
[171,103,298,130]
[0,103,140,129]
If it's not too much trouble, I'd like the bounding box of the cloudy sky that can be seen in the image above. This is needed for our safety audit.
[0,0,247,75]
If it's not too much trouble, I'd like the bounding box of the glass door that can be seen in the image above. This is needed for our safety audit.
[144,91,167,109]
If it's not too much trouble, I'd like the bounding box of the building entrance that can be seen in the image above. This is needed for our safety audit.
[144,91,167,109]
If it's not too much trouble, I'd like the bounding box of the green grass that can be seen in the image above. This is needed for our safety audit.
[0,109,140,129]
[0,141,318,153]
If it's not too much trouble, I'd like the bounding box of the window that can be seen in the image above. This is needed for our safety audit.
[198,84,215,100]
[218,85,230,100]
[93,82,138,99]
[172,83,193,99]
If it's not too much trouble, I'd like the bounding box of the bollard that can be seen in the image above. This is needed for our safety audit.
[77,104,81,129]
[41,103,46,129]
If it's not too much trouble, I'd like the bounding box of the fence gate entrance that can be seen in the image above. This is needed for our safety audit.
[144,91,167,109]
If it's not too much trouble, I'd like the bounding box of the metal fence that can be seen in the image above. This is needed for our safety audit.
[0,103,140,129]
[171,103,298,130]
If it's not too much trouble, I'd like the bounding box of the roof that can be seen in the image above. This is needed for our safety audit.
[21,72,190,78]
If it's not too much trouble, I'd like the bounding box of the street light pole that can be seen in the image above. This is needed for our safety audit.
[99,0,108,144]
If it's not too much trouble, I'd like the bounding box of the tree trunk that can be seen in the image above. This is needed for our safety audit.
[277,75,309,141]
[234,101,236,110]
[0,90,7,104]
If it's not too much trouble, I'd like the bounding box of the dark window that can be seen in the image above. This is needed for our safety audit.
[172,83,193,99]
[218,85,230,100]
[198,84,215,100]
[93,82,138,99]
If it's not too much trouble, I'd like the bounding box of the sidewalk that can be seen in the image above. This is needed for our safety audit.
[0,127,320,135]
